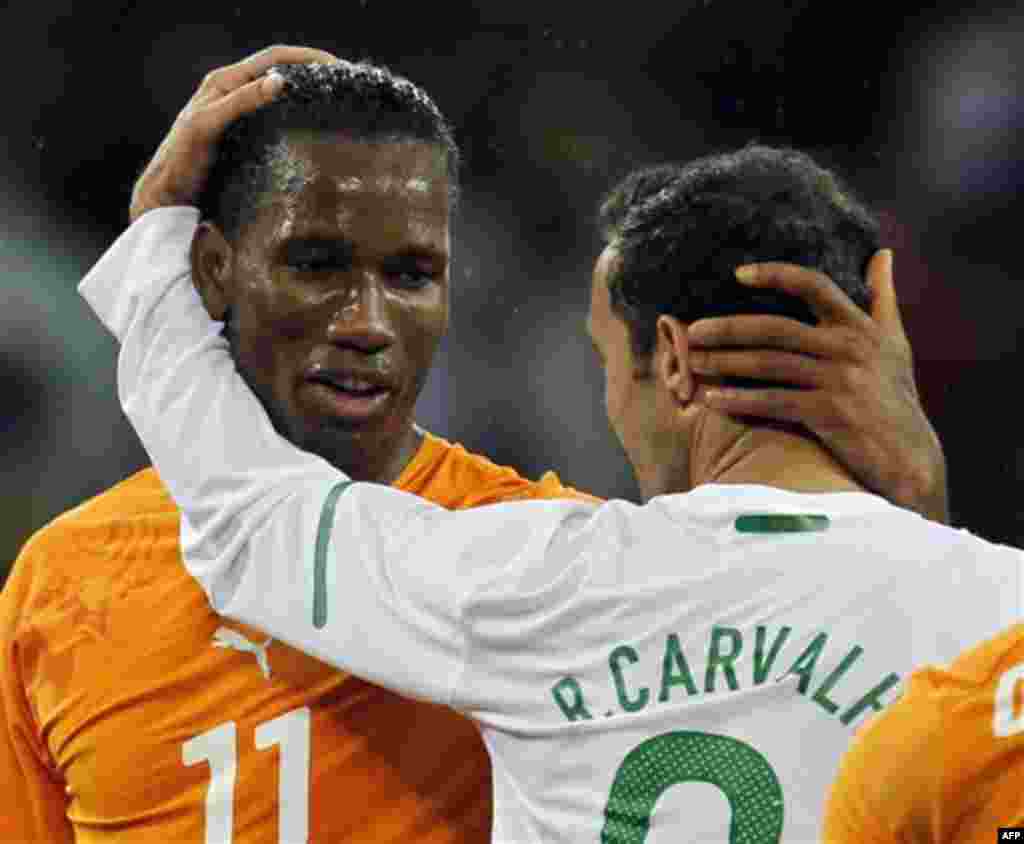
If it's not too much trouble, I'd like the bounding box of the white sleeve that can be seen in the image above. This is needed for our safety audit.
[77,208,597,707]
[222,482,595,706]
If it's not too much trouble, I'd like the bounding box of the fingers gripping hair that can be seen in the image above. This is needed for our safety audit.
[597,146,880,360]
[199,60,460,240]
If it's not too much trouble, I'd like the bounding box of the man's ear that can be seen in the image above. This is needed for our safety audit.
[655,314,692,404]
[190,222,235,321]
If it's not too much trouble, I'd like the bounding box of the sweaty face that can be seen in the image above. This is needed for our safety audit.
[223,136,450,482]
[587,245,660,488]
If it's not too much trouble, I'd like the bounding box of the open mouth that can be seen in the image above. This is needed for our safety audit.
[321,380,386,398]
[306,377,392,421]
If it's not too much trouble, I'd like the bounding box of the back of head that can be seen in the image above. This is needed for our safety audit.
[597,146,879,358]
[199,60,460,240]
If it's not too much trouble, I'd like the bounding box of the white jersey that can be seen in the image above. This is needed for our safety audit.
[82,207,1024,844]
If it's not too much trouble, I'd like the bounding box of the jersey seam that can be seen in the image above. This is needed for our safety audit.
[3,575,66,782]
[313,479,355,630]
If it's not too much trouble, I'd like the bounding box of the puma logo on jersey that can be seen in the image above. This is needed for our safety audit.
[212,627,273,680]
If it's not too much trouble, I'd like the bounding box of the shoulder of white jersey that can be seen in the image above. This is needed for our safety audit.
[342,482,604,595]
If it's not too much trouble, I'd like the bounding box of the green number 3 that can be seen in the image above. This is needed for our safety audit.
[600,731,784,843]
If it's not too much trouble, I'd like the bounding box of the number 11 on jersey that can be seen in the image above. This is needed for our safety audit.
[183,707,311,843]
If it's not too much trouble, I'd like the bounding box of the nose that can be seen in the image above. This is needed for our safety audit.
[325,276,395,353]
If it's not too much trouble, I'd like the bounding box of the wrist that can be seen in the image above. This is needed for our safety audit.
[892,443,949,524]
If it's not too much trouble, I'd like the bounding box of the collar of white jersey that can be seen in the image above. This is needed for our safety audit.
[653,483,899,521]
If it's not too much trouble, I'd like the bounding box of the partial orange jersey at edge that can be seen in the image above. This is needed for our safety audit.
[823,622,1024,844]
[0,431,596,844]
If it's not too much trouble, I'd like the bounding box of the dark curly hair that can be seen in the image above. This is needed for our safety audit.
[597,145,879,359]
[200,60,460,240]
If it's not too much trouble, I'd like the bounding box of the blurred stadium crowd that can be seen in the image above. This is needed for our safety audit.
[3,0,1023,583]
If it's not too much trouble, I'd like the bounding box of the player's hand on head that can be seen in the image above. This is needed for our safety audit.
[129,45,340,222]
[686,250,949,523]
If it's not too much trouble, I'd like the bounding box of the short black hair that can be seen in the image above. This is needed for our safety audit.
[200,60,460,239]
[597,145,879,358]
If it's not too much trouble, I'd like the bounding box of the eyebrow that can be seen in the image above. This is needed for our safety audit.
[278,236,448,265]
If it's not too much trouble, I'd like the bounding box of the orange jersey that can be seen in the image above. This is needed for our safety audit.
[0,431,596,844]
[823,622,1024,844]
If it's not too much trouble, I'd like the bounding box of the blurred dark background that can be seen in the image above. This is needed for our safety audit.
[3,0,1023,582]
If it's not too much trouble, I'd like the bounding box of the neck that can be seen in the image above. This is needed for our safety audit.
[688,410,864,495]
[341,424,425,484]
[293,422,424,486]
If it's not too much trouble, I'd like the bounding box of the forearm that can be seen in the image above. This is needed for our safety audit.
[79,209,342,603]
[899,456,948,525]
[79,210,474,702]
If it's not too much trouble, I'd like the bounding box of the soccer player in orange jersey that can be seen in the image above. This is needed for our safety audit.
[823,624,1024,842]
[1,46,946,843]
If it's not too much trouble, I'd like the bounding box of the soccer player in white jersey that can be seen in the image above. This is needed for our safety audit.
[82,140,1019,843]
